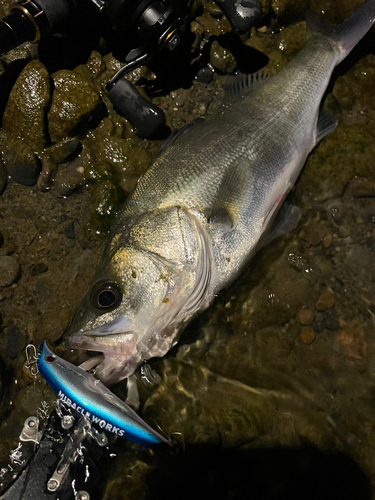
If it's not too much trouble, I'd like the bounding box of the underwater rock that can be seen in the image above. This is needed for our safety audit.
[64,221,75,239]
[210,40,237,74]
[48,69,105,142]
[296,307,314,326]
[0,255,21,287]
[300,326,315,344]
[30,263,48,276]
[4,324,25,359]
[0,161,7,194]
[335,320,366,360]
[323,309,340,331]
[315,288,335,311]
[2,60,50,153]
[1,135,40,186]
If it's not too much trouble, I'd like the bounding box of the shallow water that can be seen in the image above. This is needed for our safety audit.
[0,0,375,498]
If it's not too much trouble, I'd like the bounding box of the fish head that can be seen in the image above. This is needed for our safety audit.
[66,207,212,385]
[66,245,180,384]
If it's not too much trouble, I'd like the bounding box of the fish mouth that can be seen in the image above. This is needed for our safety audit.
[67,331,139,385]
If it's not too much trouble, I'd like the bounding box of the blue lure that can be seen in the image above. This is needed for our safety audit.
[37,341,171,447]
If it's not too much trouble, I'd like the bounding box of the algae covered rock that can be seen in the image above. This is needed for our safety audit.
[2,60,50,152]
[48,69,105,142]
[1,134,40,185]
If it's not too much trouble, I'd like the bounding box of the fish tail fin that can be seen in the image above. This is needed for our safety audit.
[306,0,375,64]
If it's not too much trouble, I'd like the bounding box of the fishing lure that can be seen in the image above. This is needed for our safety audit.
[37,341,171,447]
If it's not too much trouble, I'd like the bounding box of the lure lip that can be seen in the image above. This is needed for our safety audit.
[37,341,172,447]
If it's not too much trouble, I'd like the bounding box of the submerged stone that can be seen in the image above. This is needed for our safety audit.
[0,255,21,287]
[2,60,50,153]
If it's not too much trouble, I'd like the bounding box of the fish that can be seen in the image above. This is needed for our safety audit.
[66,0,375,386]
[37,341,171,446]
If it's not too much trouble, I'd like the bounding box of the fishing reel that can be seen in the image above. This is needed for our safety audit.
[0,0,261,138]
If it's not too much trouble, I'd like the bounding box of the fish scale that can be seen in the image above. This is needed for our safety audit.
[66,0,375,385]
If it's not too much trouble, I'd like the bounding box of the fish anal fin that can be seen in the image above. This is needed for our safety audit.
[316,107,339,144]
[261,201,302,248]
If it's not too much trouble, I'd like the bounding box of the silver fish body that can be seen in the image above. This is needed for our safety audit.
[68,1,375,384]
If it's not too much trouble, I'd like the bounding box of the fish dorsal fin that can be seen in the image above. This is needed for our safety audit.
[158,118,204,156]
[223,68,273,104]
[209,155,252,229]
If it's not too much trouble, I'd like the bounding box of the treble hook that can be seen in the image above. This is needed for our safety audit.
[25,344,39,377]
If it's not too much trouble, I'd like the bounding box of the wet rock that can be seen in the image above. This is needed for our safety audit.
[48,69,105,142]
[296,308,314,326]
[30,262,48,276]
[315,288,335,311]
[195,66,214,84]
[38,137,82,191]
[1,135,40,186]
[195,12,232,37]
[300,326,315,345]
[210,40,237,74]
[54,161,86,196]
[335,320,366,360]
[0,161,7,194]
[0,255,20,286]
[2,60,50,152]
[5,324,25,359]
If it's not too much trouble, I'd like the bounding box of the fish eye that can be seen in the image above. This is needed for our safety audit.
[45,355,56,363]
[90,280,122,311]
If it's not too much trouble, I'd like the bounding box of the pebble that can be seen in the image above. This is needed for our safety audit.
[315,288,335,311]
[195,67,214,84]
[323,234,332,248]
[30,263,48,276]
[0,255,21,287]
[296,308,314,326]
[300,326,315,345]
[54,163,86,197]
[323,309,340,331]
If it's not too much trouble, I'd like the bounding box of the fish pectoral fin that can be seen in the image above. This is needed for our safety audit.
[316,106,339,144]
[209,155,251,230]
